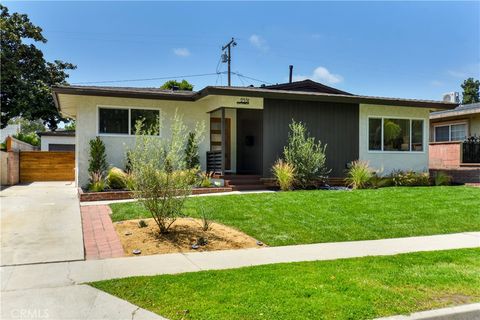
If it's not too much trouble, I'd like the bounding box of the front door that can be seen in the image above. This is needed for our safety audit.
[237,109,263,174]
[210,117,231,170]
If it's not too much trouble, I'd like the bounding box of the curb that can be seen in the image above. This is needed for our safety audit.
[376,303,480,320]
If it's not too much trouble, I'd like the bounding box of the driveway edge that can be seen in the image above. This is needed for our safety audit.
[376,303,480,320]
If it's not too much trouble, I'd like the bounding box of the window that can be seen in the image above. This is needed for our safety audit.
[99,108,128,134]
[383,119,410,151]
[434,126,449,142]
[412,120,424,151]
[451,124,467,141]
[368,117,424,152]
[368,118,382,150]
[131,109,160,134]
[98,107,160,135]
[434,123,467,142]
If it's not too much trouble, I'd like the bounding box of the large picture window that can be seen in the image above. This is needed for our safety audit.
[98,107,160,135]
[368,117,424,152]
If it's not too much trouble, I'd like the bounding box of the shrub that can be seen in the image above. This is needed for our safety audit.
[390,170,431,186]
[272,159,295,191]
[185,132,200,170]
[199,172,213,188]
[369,174,394,189]
[88,137,107,175]
[346,160,373,189]
[434,171,452,186]
[13,132,40,146]
[283,120,330,188]
[88,171,108,192]
[124,172,135,191]
[125,151,133,173]
[128,111,204,234]
[107,167,127,189]
[197,204,213,232]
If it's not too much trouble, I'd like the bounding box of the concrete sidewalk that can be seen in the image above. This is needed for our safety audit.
[1,285,166,320]
[0,182,84,266]
[2,232,479,292]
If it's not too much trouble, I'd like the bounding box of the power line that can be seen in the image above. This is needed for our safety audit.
[231,72,272,85]
[72,72,223,85]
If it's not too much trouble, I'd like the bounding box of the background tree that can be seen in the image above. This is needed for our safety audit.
[0,5,76,130]
[461,78,480,104]
[160,80,194,91]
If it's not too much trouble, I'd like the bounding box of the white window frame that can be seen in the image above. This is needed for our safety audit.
[433,121,468,142]
[97,105,161,137]
[367,116,426,154]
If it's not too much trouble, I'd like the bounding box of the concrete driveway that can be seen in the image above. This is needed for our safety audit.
[1,182,84,266]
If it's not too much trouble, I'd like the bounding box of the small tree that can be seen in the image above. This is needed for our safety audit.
[88,137,107,175]
[128,111,204,234]
[461,78,480,104]
[185,132,200,169]
[283,120,330,188]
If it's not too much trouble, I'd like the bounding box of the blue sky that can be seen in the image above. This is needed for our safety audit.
[6,1,480,100]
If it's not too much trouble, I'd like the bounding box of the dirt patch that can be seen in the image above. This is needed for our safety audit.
[114,218,263,256]
[435,293,473,305]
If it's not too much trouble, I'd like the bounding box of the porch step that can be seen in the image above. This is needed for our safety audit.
[225,179,262,186]
[231,184,267,191]
[221,175,266,191]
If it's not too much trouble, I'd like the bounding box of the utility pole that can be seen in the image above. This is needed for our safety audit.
[221,37,237,86]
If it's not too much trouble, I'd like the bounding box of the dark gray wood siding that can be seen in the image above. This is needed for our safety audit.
[262,99,359,177]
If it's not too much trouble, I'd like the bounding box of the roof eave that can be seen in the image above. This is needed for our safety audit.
[199,87,457,109]
[51,86,197,102]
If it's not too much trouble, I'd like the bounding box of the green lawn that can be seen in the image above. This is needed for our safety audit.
[91,248,480,320]
[110,186,480,246]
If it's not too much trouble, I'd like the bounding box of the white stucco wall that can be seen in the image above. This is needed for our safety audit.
[66,94,264,187]
[40,136,75,151]
[359,104,430,174]
[74,96,211,187]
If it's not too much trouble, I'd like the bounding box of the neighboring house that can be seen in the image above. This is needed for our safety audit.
[429,102,480,183]
[52,80,455,187]
[38,130,76,151]
[430,102,480,142]
[0,124,21,142]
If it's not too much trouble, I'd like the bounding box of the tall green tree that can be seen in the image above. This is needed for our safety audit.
[160,80,194,91]
[461,78,480,104]
[0,5,76,130]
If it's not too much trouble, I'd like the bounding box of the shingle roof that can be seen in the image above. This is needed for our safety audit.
[430,102,480,119]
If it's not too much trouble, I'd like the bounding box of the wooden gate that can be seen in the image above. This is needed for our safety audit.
[20,151,75,182]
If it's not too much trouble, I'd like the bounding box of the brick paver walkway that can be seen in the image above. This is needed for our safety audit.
[80,205,124,260]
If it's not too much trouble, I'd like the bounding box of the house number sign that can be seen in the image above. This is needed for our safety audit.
[236,97,250,105]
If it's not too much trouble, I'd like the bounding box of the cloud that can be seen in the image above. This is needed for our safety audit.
[173,48,190,57]
[447,63,480,78]
[249,34,268,52]
[430,80,443,87]
[293,66,343,84]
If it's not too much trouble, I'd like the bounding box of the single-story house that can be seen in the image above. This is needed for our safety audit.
[52,80,456,187]
[429,103,480,180]
[430,102,480,142]
[38,130,76,151]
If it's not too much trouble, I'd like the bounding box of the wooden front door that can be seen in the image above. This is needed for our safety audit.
[210,117,231,170]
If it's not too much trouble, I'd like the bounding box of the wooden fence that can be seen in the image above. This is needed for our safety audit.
[20,151,75,182]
